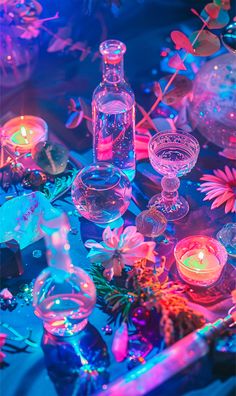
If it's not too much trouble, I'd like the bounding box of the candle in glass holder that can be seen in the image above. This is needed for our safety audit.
[2,115,48,154]
[174,236,228,287]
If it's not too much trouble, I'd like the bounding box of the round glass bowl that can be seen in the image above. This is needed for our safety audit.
[189,53,236,159]
[33,266,96,337]
[71,162,132,224]
[174,235,228,287]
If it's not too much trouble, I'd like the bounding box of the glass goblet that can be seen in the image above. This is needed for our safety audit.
[148,131,200,221]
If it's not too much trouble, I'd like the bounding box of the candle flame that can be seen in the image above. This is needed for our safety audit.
[198,251,204,261]
[20,126,29,144]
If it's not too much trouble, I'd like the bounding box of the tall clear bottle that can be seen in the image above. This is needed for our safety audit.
[92,40,136,182]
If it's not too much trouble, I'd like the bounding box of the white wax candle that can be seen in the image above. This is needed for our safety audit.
[180,249,221,284]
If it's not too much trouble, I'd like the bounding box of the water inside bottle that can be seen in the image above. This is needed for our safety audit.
[93,92,135,181]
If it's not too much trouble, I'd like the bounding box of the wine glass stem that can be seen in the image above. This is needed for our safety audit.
[161,175,180,204]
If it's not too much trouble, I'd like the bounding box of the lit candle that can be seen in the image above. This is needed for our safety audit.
[2,115,48,154]
[174,236,228,287]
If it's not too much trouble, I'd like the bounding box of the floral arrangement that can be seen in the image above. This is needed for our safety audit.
[85,226,156,280]
[86,225,205,346]
[198,166,236,213]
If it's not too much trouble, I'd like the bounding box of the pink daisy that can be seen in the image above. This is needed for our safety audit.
[198,166,236,213]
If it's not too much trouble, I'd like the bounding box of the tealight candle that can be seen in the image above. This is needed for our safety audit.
[174,236,228,287]
[2,115,48,154]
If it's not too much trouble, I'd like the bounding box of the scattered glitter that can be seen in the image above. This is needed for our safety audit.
[33,249,42,258]
[70,227,78,235]
[102,324,113,335]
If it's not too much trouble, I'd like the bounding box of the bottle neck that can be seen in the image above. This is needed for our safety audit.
[42,212,73,272]
[102,57,124,83]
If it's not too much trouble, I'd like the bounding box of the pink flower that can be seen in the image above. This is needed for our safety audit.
[85,226,156,280]
[0,334,7,363]
[198,166,236,213]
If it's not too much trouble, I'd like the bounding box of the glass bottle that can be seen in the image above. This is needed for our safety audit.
[33,211,96,337]
[92,40,136,182]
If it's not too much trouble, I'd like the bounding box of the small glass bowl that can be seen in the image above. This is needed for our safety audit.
[174,235,228,287]
[71,162,132,224]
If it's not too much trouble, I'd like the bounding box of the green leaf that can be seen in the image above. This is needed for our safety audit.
[190,30,221,56]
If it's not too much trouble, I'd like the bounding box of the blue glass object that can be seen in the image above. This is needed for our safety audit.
[217,223,236,258]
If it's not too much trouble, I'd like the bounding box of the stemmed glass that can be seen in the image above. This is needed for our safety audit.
[148,130,200,221]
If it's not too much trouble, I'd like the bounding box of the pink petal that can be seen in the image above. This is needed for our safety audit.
[204,189,229,200]
[213,169,229,182]
[103,267,114,281]
[225,197,235,213]
[200,175,224,183]
[84,240,105,249]
[122,233,145,250]
[214,191,233,206]
[199,187,226,193]
[199,181,224,187]
[87,249,114,263]
[0,288,13,299]
[224,166,234,181]
[113,226,124,239]
[122,226,137,238]
[122,241,156,263]
[119,226,138,247]
[102,227,119,248]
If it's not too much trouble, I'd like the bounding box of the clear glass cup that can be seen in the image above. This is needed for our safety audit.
[71,162,132,224]
[92,40,136,182]
[174,235,228,287]
[148,131,200,221]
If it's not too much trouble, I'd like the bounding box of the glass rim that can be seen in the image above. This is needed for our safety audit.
[99,40,126,58]
[2,115,48,135]
[174,234,228,269]
[76,162,128,191]
[148,130,200,163]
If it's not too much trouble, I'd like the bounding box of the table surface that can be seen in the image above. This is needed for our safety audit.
[1,1,236,395]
